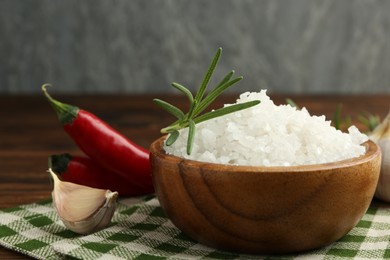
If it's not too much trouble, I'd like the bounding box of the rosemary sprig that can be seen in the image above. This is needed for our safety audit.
[333,103,352,131]
[333,103,343,130]
[357,112,381,132]
[285,98,299,109]
[154,48,260,155]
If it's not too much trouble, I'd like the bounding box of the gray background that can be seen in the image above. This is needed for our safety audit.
[1,0,390,94]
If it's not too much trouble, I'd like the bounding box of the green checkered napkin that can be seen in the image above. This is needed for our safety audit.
[1,196,390,260]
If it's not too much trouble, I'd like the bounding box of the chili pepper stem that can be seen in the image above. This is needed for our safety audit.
[48,154,72,176]
[42,84,79,125]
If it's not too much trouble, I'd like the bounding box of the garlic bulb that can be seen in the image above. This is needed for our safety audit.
[49,169,118,234]
[371,110,390,202]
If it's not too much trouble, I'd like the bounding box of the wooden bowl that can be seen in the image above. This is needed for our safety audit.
[150,136,381,254]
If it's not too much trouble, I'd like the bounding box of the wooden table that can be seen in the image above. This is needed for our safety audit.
[0,93,389,259]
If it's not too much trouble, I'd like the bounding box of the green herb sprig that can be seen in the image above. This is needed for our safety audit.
[286,98,299,109]
[333,103,352,130]
[154,48,260,155]
[357,112,381,132]
[285,98,381,133]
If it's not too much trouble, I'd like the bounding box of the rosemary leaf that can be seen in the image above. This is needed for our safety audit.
[286,98,299,109]
[153,99,185,120]
[358,112,381,132]
[194,100,260,124]
[194,76,243,117]
[187,99,198,120]
[171,82,194,103]
[214,70,235,90]
[166,130,180,146]
[187,119,196,155]
[194,47,222,103]
[333,103,342,130]
[357,114,369,125]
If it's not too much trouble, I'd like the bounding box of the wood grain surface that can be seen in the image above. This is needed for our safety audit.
[150,138,381,253]
[0,93,389,258]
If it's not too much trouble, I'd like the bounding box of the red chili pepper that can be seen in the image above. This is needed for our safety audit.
[43,85,153,193]
[49,153,149,196]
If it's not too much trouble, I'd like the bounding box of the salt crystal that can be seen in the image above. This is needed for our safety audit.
[164,90,369,166]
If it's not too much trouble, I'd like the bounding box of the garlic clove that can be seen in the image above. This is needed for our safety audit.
[370,110,390,202]
[374,138,389,201]
[49,169,118,234]
[370,110,390,142]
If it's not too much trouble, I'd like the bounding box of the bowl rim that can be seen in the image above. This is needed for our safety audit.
[150,136,381,173]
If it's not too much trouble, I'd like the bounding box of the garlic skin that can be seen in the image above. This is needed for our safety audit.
[49,169,118,234]
[371,111,390,202]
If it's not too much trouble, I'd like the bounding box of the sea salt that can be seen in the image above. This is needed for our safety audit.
[164,90,369,166]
